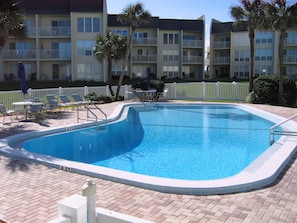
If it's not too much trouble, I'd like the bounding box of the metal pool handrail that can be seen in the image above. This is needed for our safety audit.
[270,113,297,145]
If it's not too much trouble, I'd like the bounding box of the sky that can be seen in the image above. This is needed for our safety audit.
[106,0,240,47]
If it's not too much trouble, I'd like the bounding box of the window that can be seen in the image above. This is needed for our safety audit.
[255,48,273,61]
[234,66,249,78]
[52,20,71,36]
[51,42,71,59]
[235,50,250,61]
[255,66,272,76]
[77,40,93,56]
[112,29,128,36]
[163,50,179,61]
[163,66,179,78]
[77,63,102,81]
[77,17,100,33]
[256,32,273,44]
[234,33,249,46]
[134,32,148,44]
[10,42,31,59]
[163,33,179,45]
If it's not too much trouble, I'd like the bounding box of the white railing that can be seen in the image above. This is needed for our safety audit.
[0,82,249,109]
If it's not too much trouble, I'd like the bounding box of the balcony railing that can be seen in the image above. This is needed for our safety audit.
[2,49,71,60]
[283,55,297,63]
[2,49,37,60]
[213,56,230,64]
[39,49,71,59]
[285,37,297,46]
[39,27,71,37]
[132,55,157,62]
[132,37,157,45]
[183,56,203,64]
[183,40,204,48]
[213,41,230,49]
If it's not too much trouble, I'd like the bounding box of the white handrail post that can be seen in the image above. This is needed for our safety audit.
[82,179,96,223]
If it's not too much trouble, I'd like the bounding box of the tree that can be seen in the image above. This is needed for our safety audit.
[115,2,151,100]
[230,0,265,92]
[263,0,297,105]
[0,0,27,53]
[93,29,127,96]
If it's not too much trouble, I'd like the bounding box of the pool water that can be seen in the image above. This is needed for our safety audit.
[23,104,278,180]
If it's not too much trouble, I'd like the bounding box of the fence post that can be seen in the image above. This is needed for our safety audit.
[216,81,220,100]
[202,81,205,100]
[173,82,177,99]
[84,86,88,97]
[232,81,238,100]
[82,180,96,223]
[58,87,63,95]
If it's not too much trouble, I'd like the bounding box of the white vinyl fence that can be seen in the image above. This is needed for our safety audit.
[0,82,249,109]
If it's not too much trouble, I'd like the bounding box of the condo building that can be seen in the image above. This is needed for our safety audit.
[209,19,297,80]
[1,0,296,83]
[0,0,205,82]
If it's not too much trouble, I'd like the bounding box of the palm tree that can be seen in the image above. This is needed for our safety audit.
[230,0,265,92]
[115,2,151,100]
[93,29,127,96]
[263,0,297,105]
[0,0,27,54]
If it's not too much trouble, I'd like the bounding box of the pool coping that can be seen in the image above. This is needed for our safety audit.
[1,102,297,195]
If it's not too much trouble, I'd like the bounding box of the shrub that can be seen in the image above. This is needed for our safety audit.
[251,75,297,106]
[84,92,113,103]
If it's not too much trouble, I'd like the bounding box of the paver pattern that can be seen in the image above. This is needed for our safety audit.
[0,102,296,223]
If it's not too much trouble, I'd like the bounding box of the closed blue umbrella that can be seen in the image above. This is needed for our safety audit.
[18,62,28,95]
[147,66,151,89]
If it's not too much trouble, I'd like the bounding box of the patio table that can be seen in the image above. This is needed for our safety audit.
[12,101,43,120]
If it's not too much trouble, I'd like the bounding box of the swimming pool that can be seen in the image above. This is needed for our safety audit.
[1,102,297,195]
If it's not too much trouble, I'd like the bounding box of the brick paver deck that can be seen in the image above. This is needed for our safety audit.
[0,102,296,223]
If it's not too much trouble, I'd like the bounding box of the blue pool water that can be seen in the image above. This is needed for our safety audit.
[23,104,278,180]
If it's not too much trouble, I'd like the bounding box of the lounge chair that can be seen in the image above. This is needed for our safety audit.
[46,94,61,111]
[0,104,19,124]
[58,94,76,107]
[28,103,45,120]
[71,93,89,105]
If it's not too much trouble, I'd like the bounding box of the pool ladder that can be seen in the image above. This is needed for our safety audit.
[269,113,297,145]
[76,102,107,131]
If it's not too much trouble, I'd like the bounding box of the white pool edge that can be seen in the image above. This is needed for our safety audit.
[1,102,297,195]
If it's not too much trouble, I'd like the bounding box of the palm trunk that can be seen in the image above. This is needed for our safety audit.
[278,30,285,105]
[248,29,255,92]
[115,28,134,100]
[107,57,114,96]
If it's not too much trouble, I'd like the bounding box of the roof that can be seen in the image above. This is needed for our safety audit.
[108,15,204,31]
[211,19,248,34]
[20,0,104,14]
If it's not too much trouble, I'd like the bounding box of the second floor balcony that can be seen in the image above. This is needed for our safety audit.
[183,40,204,48]
[132,37,157,45]
[284,55,297,63]
[183,56,203,64]
[213,56,230,64]
[3,49,71,60]
[213,41,230,49]
[285,37,297,46]
[39,27,71,37]
[3,49,36,60]
[132,54,157,63]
